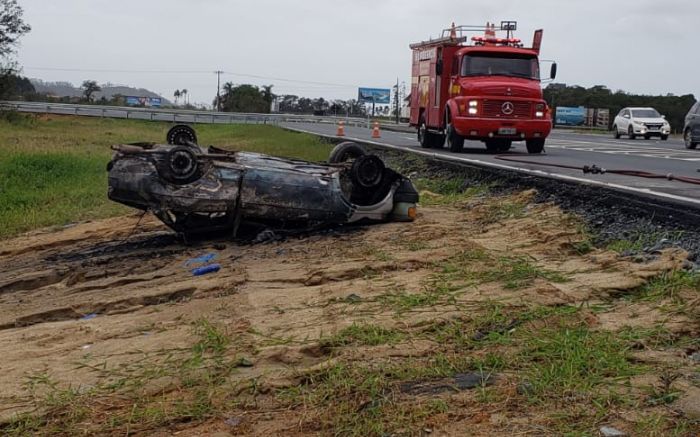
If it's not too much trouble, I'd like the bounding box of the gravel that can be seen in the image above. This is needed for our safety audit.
[377,148,700,266]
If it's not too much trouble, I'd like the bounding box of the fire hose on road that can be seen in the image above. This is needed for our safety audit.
[494,156,700,186]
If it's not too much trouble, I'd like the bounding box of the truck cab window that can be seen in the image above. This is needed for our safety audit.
[461,52,540,80]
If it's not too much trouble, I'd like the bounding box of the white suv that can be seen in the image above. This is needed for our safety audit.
[612,107,671,140]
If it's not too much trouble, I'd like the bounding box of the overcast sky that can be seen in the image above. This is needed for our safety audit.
[15,0,699,106]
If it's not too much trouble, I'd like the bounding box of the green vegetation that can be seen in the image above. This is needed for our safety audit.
[606,230,684,254]
[320,323,404,348]
[5,318,240,436]
[375,250,568,314]
[413,176,492,206]
[635,270,700,302]
[0,114,332,238]
[275,305,652,436]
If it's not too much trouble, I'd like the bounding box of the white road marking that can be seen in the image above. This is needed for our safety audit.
[547,139,699,162]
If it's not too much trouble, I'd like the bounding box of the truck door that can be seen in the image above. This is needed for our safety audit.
[428,48,443,128]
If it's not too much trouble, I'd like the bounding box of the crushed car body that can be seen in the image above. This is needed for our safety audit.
[107,125,419,237]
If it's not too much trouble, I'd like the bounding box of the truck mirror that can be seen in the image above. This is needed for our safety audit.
[550,63,557,80]
[436,59,443,75]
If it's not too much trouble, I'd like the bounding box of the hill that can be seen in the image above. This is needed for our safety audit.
[30,79,170,104]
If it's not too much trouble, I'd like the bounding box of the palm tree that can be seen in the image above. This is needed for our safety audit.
[181,89,188,105]
[173,89,181,105]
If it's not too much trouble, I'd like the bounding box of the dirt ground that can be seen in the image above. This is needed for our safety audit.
[0,190,698,436]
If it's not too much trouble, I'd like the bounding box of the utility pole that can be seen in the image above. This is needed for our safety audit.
[214,70,223,111]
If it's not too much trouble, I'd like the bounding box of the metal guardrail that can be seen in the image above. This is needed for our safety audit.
[0,101,413,132]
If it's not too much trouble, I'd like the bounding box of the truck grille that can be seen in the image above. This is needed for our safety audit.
[482,100,531,118]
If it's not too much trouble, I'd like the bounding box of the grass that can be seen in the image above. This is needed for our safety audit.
[0,113,332,239]
[4,318,240,436]
[606,230,685,254]
[373,249,569,314]
[635,270,700,302]
[412,177,492,206]
[273,305,652,436]
[320,323,404,348]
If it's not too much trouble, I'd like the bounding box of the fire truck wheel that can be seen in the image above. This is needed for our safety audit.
[446,121,464,152]
[418,118,432,148]
[526,139,545,154]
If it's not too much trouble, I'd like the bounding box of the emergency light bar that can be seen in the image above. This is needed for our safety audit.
[471,36,523,47]
[500,21,517,31]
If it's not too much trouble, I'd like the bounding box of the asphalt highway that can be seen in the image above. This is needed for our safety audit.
[282,122,700,209]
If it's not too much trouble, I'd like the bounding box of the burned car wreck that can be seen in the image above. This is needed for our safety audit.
[107,125,419,238]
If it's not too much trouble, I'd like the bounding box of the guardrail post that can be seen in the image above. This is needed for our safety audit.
[101,108,105,118]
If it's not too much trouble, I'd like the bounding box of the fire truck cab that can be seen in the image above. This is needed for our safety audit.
[409,21,557,153]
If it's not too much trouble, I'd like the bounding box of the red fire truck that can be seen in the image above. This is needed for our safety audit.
[409,21,557,153]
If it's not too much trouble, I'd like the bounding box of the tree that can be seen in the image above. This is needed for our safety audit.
[260,85,274,108]
[81,80,101,102]
[0,0,30,58]
[173,89,181,105]
[543,83,696,132]
[219,83,269,113]
[181,89,188,105]
[0,69,34,99]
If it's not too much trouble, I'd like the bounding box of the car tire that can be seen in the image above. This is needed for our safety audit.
[445,116,464,153]
[329,141,367,163]
[350,155,386,189]
[167,124,198,146]
[685,129,698,150]
[628,126,636,140]
[661,135,668,141]
[613,126,621,139]
[157,146,201,184]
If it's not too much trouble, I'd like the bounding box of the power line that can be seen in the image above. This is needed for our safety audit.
[25,66,360,89]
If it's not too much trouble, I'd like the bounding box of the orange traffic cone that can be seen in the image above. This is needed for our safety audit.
[449,22,457,40]
[336,121,345,137]
[371,122,381,139]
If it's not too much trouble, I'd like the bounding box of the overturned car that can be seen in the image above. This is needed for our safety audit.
[107,125,419,237]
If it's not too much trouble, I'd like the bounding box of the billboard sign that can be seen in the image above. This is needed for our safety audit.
[358,88,391,104]
[555,106,586,126]
[125,96,162,107]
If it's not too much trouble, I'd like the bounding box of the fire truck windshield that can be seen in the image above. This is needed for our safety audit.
[461,53,540,80]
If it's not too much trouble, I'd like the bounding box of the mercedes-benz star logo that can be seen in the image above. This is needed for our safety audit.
[501,102,514,115]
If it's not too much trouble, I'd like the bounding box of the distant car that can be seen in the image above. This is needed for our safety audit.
[612,107,670,140]
[107,125,419,238]
[683,101,700,149]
